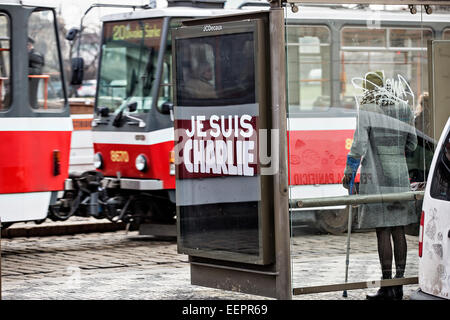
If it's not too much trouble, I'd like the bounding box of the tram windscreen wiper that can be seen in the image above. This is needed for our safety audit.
[142,48,156,97]
[112,109,124,127]
[113,101,146,128]
[126,69,137,98]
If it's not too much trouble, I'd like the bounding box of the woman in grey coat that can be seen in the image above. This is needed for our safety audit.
[343,71,418,300]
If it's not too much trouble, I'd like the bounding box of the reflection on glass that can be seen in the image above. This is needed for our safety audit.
[0,14,10,111]
[179,202,260,256]
[285,4,443,297]
[181,41,217,100]
[176,32,255,107]
[97,18,163,114]
[28,10,65,110]
[344,71,419,297]
[344,71,418,225]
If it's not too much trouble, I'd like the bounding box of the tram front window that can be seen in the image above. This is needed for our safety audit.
[97,18,163,114]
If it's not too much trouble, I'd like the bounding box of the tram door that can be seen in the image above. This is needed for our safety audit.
[0,5,71,224]
[173,12,282,297]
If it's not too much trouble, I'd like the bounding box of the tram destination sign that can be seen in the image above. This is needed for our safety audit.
[103,18,162,47]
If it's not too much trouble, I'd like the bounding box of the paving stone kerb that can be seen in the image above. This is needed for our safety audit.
[1,217,126,238]
[1,229,420,300]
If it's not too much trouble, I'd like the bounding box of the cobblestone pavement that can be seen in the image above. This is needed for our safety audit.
[1,227,420,300]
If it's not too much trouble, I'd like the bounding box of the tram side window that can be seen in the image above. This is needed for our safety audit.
[286,25,331,113]
[0,14,10,111]
[28,10,65,111]
[443,29,450,40]
[340,27,432,111]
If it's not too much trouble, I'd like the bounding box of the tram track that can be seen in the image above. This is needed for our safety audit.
[1,218,127,238]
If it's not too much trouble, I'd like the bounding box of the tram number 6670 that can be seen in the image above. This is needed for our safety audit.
[110,150,129,163]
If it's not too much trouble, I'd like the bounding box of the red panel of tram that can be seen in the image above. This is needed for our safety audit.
[0,131,71,194]
[94,141,175,189]
[288,129,357,185]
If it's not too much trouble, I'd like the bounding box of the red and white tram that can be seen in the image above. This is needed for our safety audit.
[56,1,251,227]
[0,1,71,227]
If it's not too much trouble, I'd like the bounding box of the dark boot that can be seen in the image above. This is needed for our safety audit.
[392,285,403,300]
[366,273,395,301]
[392,274,404,300]
[366,286,396,300]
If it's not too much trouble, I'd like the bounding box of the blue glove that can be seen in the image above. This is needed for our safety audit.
[344,155,360,195]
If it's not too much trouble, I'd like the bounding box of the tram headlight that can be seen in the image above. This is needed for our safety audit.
[135,154,148,172]
[94,152,103,169]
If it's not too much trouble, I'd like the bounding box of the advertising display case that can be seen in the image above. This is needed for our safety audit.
[172,10,292,298]
[174,17,274,264]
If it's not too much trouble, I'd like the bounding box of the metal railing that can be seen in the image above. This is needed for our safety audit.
[290,191,424,209]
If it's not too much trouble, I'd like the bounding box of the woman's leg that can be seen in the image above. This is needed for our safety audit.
[367,227,396,299]
[375,227,393,279]
[391,225,407,278]
[390,225,407,299]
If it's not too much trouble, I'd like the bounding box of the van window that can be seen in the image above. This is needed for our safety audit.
[430,131,450,201]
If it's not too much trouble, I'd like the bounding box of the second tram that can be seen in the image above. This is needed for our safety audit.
[52,1,248,226]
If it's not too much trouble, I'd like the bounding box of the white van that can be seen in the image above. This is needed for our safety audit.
[412,117,450,300]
